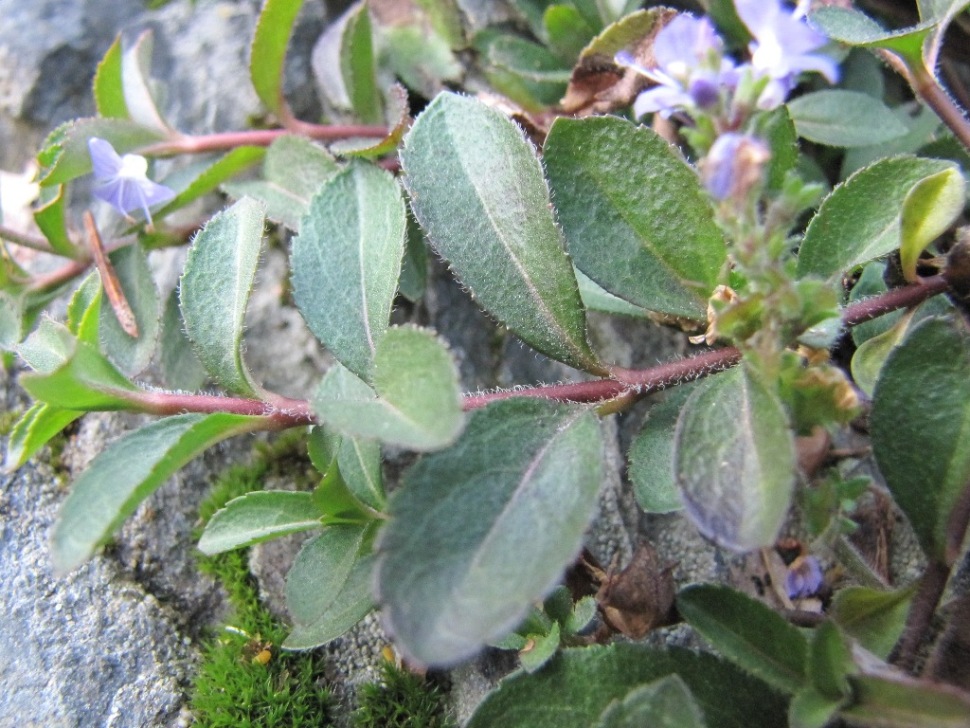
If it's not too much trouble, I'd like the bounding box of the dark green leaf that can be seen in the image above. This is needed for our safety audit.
[628,386,696,513]
[787,91,907,147]
[198,491,323,554]
[841,673,970,727]
[402,92,604,374]
[809,7,932,63]
[849,263,900,346]
[466,644,788,728]
[180,197,264,396]
[4,403,83,471]
[52,413,264,572]
[544,116,726,320]
[808,621,854,700]
[249,0,304,116]
[788,687,844,728]
[674,366,796,551]
[596,676,708,728]
[871,316,970,559]
[223,135,340,232]
[313,326,464,451]
[292,162,406,381]
[377,398,603,666]
[677,583,808,694]
[380,26,463,101]
[797,156,960,281]
[308,424,385,513]
[156,146,265,218]
[478,33,571,109]
[99,243,160,377]
[93,35,128,119]
[37,117,165,187]
[520,621,560,673]
[328,84,411,160]
[341,2,383,125]
[33,186,79,257]
[544,4,598,62]
[283,525,376,649]
[158,289,207,391]
[830,584,915,660]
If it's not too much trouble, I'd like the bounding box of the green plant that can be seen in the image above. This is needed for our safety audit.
[352,661,455,728]
[4,0,970,725]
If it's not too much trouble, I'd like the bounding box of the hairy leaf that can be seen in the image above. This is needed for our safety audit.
[292,162,406,381]
[871,316,970,560]
[402,92,603,373]
[467,644,787,728]
[284,525,376,649]
[545,116,725,320]
[596,676,708,728]
[313,326,464,451]
[180,197,264,396]
[377,398,604,666]
[787,91,906,148]
[157,146,265,219]
[4,403,83,471]
[830,584,915,660]
[198,491,324,555]
[223,135,340,231]
[52,413,263,572]
[797,156,959,280]
[677,583,808,694]
[249,0,304,116]
[99,243,160,377]
[674,366,796,551]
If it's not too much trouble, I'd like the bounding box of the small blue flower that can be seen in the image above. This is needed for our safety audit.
[701,132,770,201]
[735,0,839,108]
[88,137,175,224]
[616,14,737,118]
[785,555,824,599]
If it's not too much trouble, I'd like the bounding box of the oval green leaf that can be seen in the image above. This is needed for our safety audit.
[596,676,708,728]
[313,326,464,451]
[377,398,604,666]
[180,197,265,396]
[401,92,604,374]
[544,115,726,321]
[674,366,796,551]
[797,156,959,280]
[198,491,324,555]
[467,644,788,728]
[677,583,808,695]
[223,135,340,232]
[52,413,264,573]
[292,162,406,381]
[871,315,970,560]
[786,90,907,148]
[283,525,376,649]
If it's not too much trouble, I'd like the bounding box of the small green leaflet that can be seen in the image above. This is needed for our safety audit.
[283,525,376,649]
[249,0,304,117]
[198,491,324,555]
[312,326,464,452]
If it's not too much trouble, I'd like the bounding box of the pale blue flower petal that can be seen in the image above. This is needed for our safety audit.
[87,137,175,222]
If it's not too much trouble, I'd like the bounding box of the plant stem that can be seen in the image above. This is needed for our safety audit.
[894,558,950,673]
[118,275,949,426]
[142,123,388,157]
[0,224,57,254]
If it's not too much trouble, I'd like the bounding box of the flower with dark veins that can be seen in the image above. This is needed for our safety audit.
[88,137,175,225]
[616,14,738,118]
[735,0,839,108]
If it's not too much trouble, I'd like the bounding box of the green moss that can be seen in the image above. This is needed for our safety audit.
[352,662,456,728]
[190,431,334,727]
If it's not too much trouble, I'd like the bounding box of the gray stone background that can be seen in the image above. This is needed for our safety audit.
[0,0,911,725]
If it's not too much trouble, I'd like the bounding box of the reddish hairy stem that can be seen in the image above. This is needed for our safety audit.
[120,275,949,425]
[143,124,388,157]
